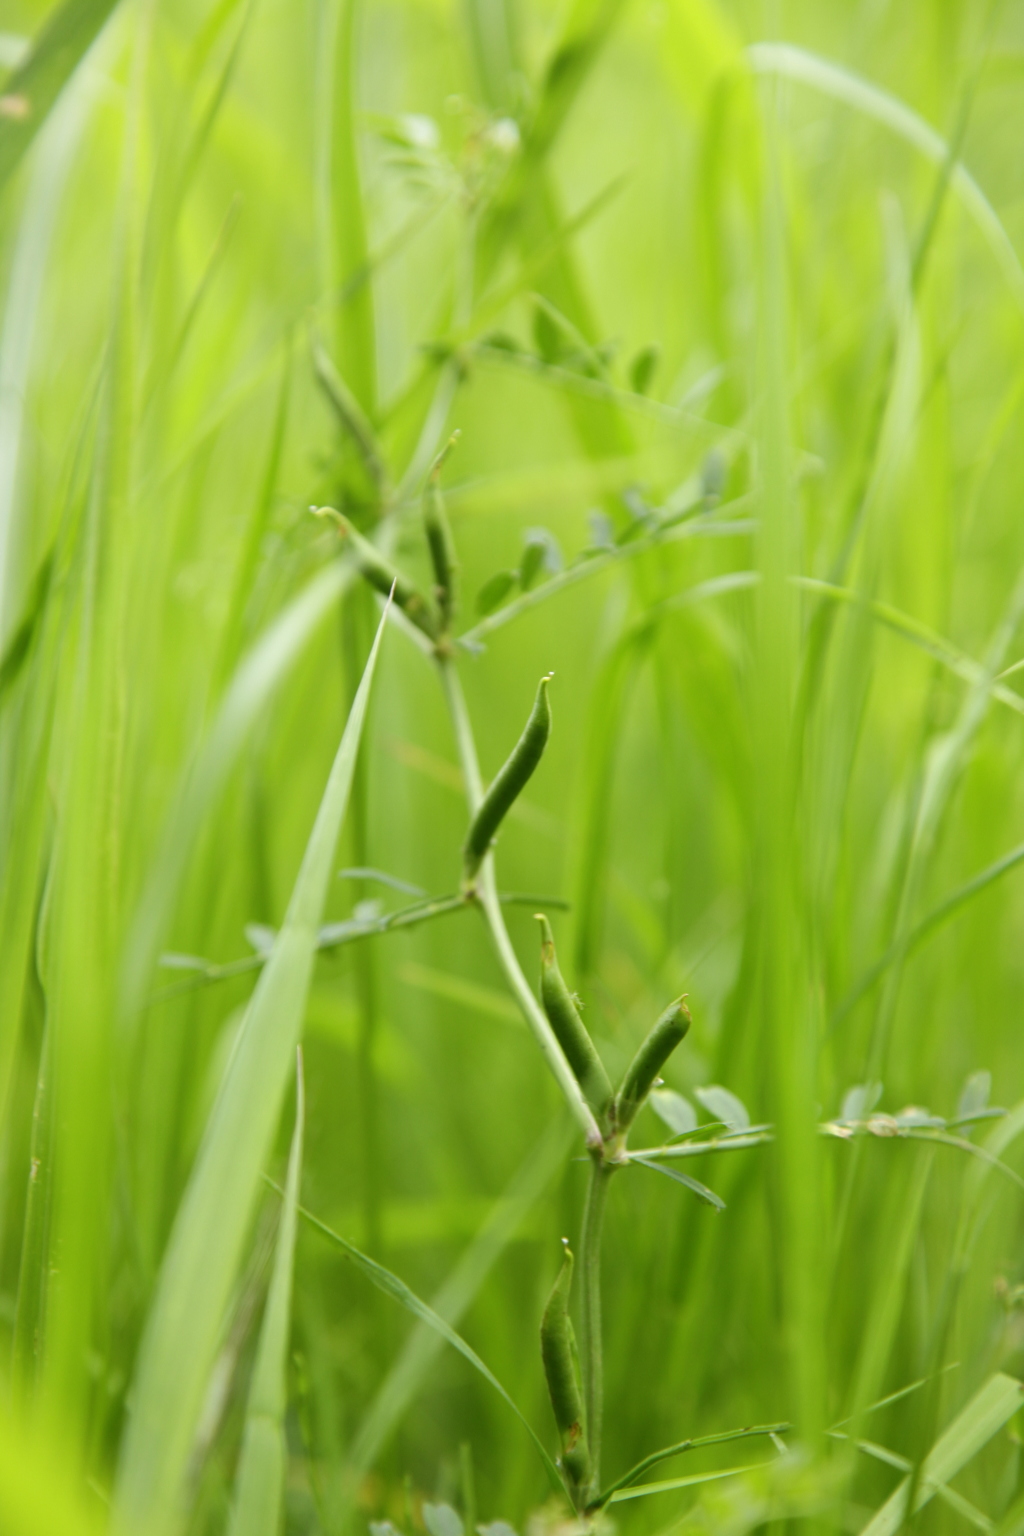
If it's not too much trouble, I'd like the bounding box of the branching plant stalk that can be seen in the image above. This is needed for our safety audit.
[436,656,602,1149]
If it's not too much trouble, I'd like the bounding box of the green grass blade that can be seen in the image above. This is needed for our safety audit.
[294,1197,566,1495]
[747,43,1024,314]
[857,1374,1024,1536]
[112,596,390,1536]
[0,0,121,194]
[591,1424,790,1509]
[226,1052,305,1536]
[123,561,352,1014]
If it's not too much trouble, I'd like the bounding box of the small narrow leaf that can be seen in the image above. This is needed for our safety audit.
[634,1156,725,1210]
[630,344,659,395]
[476,571,518,615]
[694,1084,750,1131]
[650,1089,697,1138]
[519,540,546,592]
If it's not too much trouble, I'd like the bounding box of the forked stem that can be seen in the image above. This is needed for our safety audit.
[437,658,602,1148]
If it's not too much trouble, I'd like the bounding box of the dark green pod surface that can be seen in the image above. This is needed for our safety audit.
[614,996,691,1132]
[423,480,458,629]
[462,675,552,879]
[536,916,613,1120]
[423,436,459,629]
[323,509,439,640]
[540,1241,590,1496]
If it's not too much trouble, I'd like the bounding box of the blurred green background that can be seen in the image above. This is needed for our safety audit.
[4,0,1024,1532]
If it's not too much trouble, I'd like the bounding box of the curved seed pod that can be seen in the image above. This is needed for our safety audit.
[462,675,552,880]
[541,1240,590,1501]
[314,507,439,641]
[614,996,691,1133]
[423,433,460,630]
[536,916,613,1122]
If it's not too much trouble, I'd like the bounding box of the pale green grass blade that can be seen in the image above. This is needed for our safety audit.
[0,0,121,193]
[112,596,390,1536]
[609,1462,774,1505]
[226,1052,305,1536]
[746,43,1024,314]
[294,1198,566,1495]
[123,561,352,1013]
[858,1374,1024,1536]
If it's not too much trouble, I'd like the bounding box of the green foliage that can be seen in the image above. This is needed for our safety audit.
[4,0,1024,1534]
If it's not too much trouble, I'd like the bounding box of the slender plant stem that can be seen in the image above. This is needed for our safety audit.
[436,658,602,1147]
[579,1158,612,1494]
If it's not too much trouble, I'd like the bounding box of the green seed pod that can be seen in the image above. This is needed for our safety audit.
[314,507,439,641]
[462,675,552,880]
[614,996,691,1133]
[541,1240,590,1500]
[423,434,460,630]
[536,915,613,1122]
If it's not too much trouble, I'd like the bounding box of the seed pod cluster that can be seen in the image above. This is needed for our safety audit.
[613,996,690,1133]
[536,916,612,1126]
[540,1240,590,1504]
[462,674,553,881]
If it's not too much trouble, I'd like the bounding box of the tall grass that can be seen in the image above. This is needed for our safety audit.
[3,1,1024,1533]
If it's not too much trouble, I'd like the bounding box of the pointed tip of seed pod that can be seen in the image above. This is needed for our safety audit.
[429,428,462,482]
[535,913,555,958]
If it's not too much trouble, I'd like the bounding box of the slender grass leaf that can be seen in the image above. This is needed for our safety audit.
[590,1425,790,1509]
[858,1374,1024,1536]
[633,1156,725,1210]
[112,598,390,1536]
[293,1196,566,1494]
[608,1462,774,1505]
[226,1053,305,1536]
[0,0,121,194]
[347,1118,571,1474]
[747,44,1024,314]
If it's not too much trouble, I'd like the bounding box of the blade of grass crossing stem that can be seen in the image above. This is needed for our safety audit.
[858,1374,1024,1536]
[226,1053,305,1536]
[347,1117,572,1475]
[112,596,390,1536]
[294,1199,566,1496]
